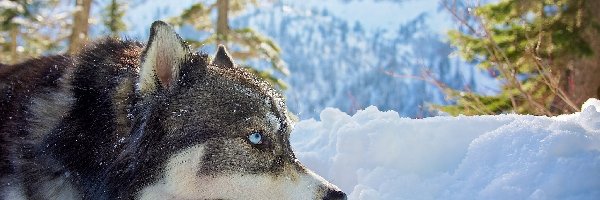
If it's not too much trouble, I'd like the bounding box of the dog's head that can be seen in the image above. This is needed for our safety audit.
[132,21,345,200]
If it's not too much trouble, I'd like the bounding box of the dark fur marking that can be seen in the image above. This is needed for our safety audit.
[0,44,287,199]
[0,55,74,198]
[0,21,345,200]
[212,45,235,68]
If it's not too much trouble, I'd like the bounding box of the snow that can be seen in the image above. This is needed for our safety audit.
[291,98,600,200]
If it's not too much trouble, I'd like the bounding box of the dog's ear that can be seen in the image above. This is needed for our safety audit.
[212,45,235,68]
[138,21,189,95]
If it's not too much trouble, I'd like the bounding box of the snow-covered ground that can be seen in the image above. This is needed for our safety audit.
[291,99,600,200]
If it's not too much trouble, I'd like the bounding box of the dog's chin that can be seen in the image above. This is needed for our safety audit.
[136,144,345,200]
[138,173,323,200]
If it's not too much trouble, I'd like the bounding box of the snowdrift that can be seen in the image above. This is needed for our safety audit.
[291,99,600,200]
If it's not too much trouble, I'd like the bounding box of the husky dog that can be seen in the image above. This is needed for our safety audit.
[0,21,346,200]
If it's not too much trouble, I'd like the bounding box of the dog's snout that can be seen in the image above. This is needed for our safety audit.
[323,189,347,200]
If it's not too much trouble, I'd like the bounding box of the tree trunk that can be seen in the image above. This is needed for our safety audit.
[551,0,600,113]
[108,0,117,36]
[216,0,229,45]
[68,0,92,54]
[8,26,18,64]
[571,27,600,104]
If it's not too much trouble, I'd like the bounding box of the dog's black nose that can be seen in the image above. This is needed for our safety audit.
[323,189,347,200]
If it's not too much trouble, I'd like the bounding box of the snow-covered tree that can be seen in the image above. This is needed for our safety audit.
[169,0,288,89]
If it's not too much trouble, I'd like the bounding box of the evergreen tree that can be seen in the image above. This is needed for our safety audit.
[103,0,127,37]
[169,0,288,89]
[441,0,600,116]
[0,0,69,63]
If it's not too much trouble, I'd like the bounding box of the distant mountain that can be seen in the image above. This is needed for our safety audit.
[117,0,496,119]
[233,2,492,118]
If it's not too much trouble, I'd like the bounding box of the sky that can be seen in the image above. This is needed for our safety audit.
[120,0,455,39]
[294,0,454,34]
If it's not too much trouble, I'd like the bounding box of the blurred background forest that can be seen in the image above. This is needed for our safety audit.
[1,0,599,119]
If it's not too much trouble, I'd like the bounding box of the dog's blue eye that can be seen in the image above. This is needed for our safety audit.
[248,132,263,145]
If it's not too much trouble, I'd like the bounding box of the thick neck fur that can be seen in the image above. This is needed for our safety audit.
[40,38,211,199]
[36,38,144,199]
[1,24,345,199]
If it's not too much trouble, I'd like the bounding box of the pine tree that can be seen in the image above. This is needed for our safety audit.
[0,0,70,63]
[103,0,127,37]
[169,0,288,89]
[441,0,600,116]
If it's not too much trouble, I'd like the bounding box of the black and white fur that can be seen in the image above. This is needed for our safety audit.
[0,21,346,200]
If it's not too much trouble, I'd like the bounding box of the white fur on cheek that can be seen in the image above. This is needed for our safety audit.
[137,144,206,200]
[137,144,323,200]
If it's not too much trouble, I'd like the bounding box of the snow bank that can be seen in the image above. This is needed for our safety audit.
[291,98,600,200]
